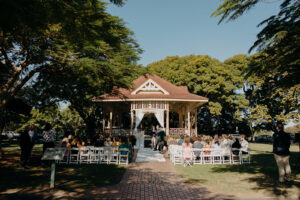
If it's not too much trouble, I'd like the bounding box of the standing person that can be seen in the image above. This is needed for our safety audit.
[157,127,166,152]
[20,125,34,168]
[273,122,291,183]
[151,133,157,150]
[151,126,157,150]
[42,123,56,153]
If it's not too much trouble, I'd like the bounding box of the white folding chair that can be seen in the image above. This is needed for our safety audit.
[168,145,176,162]
[90,147,101,164]
[79,147,90,164]
[100,147,111,164]
[241,149,250,164]
[109,147,119,164]
[69,148,80,164]
[193,148,202,164]
[173,146,183,165]
[211,148,222,164]
[202,148,213,164]
[58,148,69,164]
[221,149,232,164]
[183,147,193,167]
[119,148,129,165]
[231,148,241,164]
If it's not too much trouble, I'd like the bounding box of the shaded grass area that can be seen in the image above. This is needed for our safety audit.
[0,164,126,192]
[0,141,126,199]
[175,143,300,198]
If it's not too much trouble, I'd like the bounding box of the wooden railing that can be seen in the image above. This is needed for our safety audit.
[104,128,131,136]
[169,128,196,135]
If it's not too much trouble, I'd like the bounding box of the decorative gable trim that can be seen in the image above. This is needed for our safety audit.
[131,79,169,95]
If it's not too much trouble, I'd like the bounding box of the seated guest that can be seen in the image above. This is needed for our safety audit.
[119,137,132,162]
[167,136,177,146]
[240,134,249,154]
[182,137,193,159]
[61,137,70,148]
[71,137,81,148]
[213,134,219,144]
[221,135,231,156]
[104,137,112,146]
[68,133,73,144]
[203,140,212,155]
[86,138,92,146]
[192,137,203,149]
[61,132,71,148]
[80,138,86,146]
[212,140,221,156]
[95,135,105,147]
[178,135,185,146]
[228,135,234,146]
[231,138,241,155]
[212,140,220,149]
[112,137,120,146]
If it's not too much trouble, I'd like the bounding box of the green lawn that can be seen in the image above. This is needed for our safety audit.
[0,141,126,198]
[175,143,300,199]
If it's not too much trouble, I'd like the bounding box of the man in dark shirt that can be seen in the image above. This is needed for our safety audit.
[273,122,291,183]
[20,125,34,168]
[157,128,166,152]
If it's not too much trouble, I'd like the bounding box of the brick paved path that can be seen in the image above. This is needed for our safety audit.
[87,160,234,200]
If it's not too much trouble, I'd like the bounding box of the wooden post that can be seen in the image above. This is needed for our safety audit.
[109,111,113,135]
[195,108,198,136]
[188,110,191,136]
[179,111,183,128]
[50,161,56,188]
[166,109,169,135]
[102,118,106,133]
[130,110,134,135]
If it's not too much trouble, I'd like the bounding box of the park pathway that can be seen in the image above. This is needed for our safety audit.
[87,151,234,200]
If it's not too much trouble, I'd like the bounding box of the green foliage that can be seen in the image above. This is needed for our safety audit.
[0,0,143,136]
[244,54,299,128]
[19,106,85,135]
[285,124,300,134]
[211,0,262,24]
[212,0,300,131]
[212,0,300,88]
[147,54,250,134]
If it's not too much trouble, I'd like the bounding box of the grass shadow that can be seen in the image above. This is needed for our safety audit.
[210,151,300,197]
[0,144,127,199]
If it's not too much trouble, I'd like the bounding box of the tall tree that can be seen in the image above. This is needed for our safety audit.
[0,0,134,110]
[147,55,249,134]
[244,53,299,129]
[0,0,142,136]
[211,0,300,88]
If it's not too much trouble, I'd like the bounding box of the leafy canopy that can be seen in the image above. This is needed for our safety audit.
[212,0,300,88]
[147,54,249,134]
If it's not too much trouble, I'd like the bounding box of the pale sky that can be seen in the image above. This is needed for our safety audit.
[107,0,281,66]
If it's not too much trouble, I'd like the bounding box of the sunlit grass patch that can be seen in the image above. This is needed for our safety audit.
[175,143,300,198]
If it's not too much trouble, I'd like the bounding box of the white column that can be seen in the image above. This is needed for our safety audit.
[188,110,191,136]
[130,110,134,135]
[109,111,113,135]
[102,118,106,133]
[195,108,198,136]
[166,110,169,135]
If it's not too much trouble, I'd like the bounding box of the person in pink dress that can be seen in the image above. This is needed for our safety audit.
[182,137,193,157]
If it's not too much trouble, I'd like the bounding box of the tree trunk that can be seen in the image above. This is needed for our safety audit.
[86,118,96,139]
